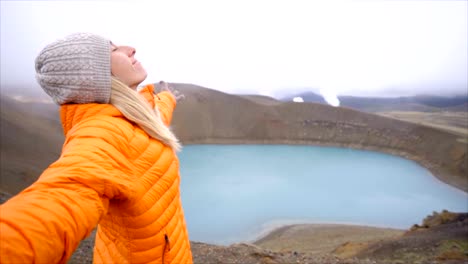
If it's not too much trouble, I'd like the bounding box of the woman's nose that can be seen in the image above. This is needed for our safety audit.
[123,46,136,56]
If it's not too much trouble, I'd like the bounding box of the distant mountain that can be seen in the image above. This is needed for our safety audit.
[443,102,468,112]
[412,95,468,108]
[288,92,327,104]
[281,92,468,112]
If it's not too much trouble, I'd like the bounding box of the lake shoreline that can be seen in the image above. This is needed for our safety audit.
[248,221,406,246]
[190,220,407,247]
[251,222,405,254]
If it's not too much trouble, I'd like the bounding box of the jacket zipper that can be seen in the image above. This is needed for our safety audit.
[162,234,170,264]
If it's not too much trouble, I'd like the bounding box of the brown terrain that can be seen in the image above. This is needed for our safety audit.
[0,83,467,263]
[377,111,468,141]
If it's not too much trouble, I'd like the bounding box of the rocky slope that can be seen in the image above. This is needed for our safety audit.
[282,91,468,113]
[355,211,468,263]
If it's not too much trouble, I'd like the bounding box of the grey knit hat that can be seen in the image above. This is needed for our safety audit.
[35,33,111,105]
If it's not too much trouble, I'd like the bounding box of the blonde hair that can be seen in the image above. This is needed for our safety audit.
[110,77,181,152]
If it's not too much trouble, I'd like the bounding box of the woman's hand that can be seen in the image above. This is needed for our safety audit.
[158,81,185,102]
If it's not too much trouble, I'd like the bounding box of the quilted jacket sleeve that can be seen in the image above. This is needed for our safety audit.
[138,84,177,126]
[0,117,133,264]
[155,91,177,126]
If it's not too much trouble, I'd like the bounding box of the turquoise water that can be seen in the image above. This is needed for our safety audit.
[178,145,467,245]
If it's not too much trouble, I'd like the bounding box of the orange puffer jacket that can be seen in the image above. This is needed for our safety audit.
[0,84,192,264]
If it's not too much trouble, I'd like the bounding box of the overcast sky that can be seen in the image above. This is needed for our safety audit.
[1,0,467,98]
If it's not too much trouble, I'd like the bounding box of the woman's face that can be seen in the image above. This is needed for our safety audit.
[111,42,147,89]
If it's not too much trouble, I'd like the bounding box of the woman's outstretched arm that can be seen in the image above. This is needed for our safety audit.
[0,116,133,264]
[139,83,177,126]
[0,179,109,263]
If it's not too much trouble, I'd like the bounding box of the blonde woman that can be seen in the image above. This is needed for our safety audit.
[0,33,192,264]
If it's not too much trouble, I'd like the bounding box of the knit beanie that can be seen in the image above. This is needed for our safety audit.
[35,33,111,105]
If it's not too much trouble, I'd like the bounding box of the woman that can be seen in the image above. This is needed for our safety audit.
[0,33,192,264]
